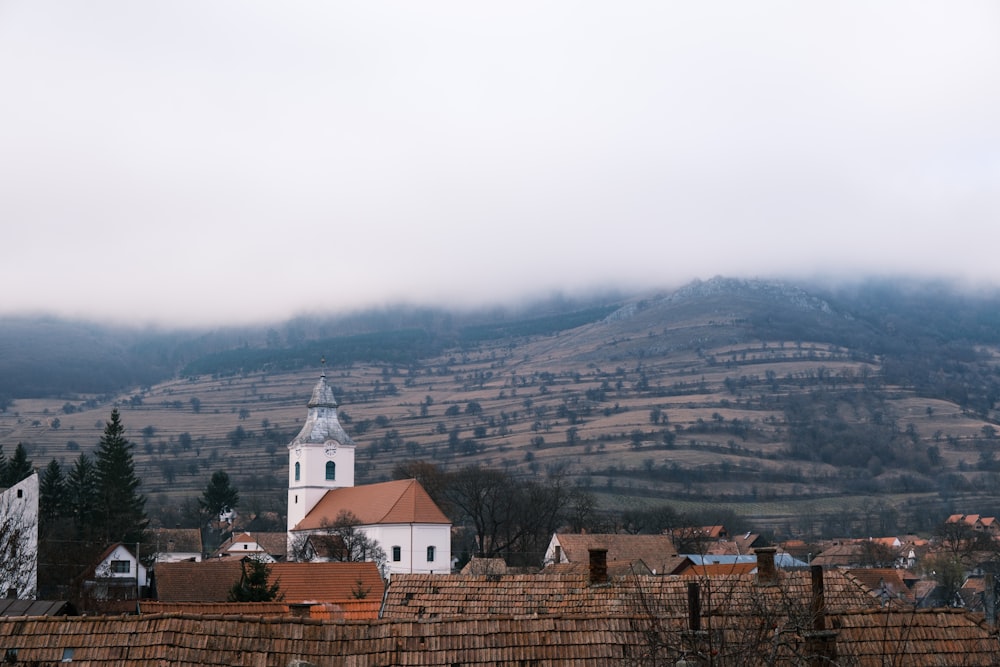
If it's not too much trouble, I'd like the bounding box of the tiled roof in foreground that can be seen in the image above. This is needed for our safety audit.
[154,560,385,604]
[381,569,883,620]
[0,608,995,666]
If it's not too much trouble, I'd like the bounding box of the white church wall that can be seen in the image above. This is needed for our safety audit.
[363,523,452,575]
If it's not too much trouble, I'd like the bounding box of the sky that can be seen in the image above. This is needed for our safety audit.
[1,2,998,327]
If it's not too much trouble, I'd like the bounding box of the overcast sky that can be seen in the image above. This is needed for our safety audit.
[1,2,998,327]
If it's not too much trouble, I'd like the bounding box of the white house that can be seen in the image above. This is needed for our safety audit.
[286,369,452,575]
[211,531,286,562]
[0,473,38,599]
[149,527,203,564]
[84,543,148,601]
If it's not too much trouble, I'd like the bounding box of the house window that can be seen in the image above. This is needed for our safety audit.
[325,461,335,481]
[61,647,74,662]
[294,462,300,481]
[392,546,401,562]
[110,560,130,574]
[427,546,435,562]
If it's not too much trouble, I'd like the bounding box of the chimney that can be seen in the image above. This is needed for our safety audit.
[588,548,608,585]
[754,546,777,585]
[687,582,701,632]
[805,564,838,666]
[810,564,826,631]
[288,603,312,619]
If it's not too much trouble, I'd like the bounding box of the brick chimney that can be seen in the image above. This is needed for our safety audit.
[687,582,701,632]
[588,548,608,585]
[754,546,778,585]
[805,564,838,665]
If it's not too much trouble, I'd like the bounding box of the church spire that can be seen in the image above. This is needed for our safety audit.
[292,363,353,446]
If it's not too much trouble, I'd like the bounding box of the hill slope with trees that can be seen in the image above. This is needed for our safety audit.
[2,277,1000,541]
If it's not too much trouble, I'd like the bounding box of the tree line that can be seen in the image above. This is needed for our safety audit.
[34,408,149,600]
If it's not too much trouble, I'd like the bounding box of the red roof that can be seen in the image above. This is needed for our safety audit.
[154,560,385,604]
[295,478,450,530]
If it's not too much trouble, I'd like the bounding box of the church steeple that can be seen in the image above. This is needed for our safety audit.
[287,362,356,537]
[290,361,354,448]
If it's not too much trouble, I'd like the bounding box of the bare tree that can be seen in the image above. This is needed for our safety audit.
[293,511,387,574]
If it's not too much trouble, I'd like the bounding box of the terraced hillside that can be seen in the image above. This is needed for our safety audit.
[2,277,999,538]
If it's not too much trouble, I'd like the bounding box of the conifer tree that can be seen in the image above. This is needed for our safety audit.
[227,557,281,602]
[94,408,148,546]
[39,459,67,523]
[199,470,240,520]
[4,443,32,487]
[66,453,99,535]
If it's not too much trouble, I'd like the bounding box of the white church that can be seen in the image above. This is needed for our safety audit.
[286,368,452,575]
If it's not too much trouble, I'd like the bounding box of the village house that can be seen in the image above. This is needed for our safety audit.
[285,369,451,574]
[148,527,203,563]
[210,531,287,562]
[544,532,686,575]
[947,514,1000,537]
[383,547,876,621]
[80,543,148,607]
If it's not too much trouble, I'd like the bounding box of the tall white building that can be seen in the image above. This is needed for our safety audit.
[286,370,451,575]
[0,472,39,598]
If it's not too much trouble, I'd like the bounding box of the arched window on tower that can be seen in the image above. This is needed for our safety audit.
[325,461,335,481]
[294,461,300,481]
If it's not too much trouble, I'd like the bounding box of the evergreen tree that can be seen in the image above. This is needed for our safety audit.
[94,408,148,546]
[39,459,67,523]
[4,443,32,487]
[66,453,99,534]
[227,557,281,602]
[199,470,240,520]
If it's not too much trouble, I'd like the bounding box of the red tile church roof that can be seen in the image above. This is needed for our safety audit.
[294,478,450,530]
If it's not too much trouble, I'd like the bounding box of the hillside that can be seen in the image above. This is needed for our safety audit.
[2,277,1000,539]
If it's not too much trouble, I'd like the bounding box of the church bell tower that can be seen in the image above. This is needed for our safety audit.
[286,364,356,534]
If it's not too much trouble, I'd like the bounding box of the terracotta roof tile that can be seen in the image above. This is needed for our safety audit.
[553,533,680,573]
[295,478,450,530]
[154,560,384,604]
[381,569,883,621]
[846,568,915,604]
[149,528,203,556]
[0,607,992,665]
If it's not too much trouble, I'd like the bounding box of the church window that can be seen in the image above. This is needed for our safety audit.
[326,461,335,480]
[392,546,401,562]
[294,462,300,481]
[427,546,435,562]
